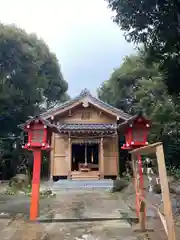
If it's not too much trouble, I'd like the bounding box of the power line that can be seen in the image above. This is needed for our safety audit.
[0,136,20,140]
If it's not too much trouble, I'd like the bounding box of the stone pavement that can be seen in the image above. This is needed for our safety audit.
[38,190,137,240]
[0,185,137,239]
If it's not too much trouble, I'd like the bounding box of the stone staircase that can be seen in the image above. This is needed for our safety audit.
[51,179,114,191]
[70,171,100,180]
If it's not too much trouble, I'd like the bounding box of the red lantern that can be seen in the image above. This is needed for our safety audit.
[23,117,51,150]
[117,113,150,219]
[117,113,150,150]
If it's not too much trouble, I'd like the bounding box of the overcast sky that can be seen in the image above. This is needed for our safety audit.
[0,0,134,97]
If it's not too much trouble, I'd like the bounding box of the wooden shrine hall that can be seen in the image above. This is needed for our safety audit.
[22,89,144,180]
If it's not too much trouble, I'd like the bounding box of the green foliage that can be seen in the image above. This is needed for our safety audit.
[105,0,180,95]
[4,187,16,195]
[167,166,180,180]
[98,51,180,167]
[9,173,30,189]
[0,23,68,134]
[4,185,56,198]
[25,188,56,198]
[0,23,69,179]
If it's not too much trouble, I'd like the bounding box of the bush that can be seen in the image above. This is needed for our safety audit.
[9,174,30,190]
[4,187,16,195]
[167,166,180,179]
[153,182,176,194]
[111,179,129,192]
[26,188,56,198]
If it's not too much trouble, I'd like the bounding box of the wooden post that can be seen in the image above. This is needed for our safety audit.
[50,132,55,180]
[68,134,71,179]
[85,143,87,165]
[100,136,104,178]
[139,200,146,232]
[116,116,120,177]
[131,154,140,218]
[137,154,144,198]
[30,149,41,221]
[116,133,120,178]
[156,144,176,240]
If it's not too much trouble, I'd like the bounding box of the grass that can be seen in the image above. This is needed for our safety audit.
[4,185,56,198]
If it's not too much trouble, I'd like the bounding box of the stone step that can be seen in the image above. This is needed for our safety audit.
[54,180,113,184]
[51,180,114,190]
[71,171,100,180]
[71,176,100,180]
[71,171,99,175]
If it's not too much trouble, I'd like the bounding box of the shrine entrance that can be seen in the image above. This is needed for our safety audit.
[71,143,99,172]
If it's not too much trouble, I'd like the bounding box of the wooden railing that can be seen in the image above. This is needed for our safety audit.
[130,142,176,240]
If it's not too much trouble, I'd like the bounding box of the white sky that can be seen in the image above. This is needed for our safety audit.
[0,0,134,96]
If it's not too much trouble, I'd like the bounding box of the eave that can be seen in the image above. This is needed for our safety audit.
[40,89,131,121]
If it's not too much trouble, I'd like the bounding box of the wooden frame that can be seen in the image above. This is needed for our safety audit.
[130,142,176,240]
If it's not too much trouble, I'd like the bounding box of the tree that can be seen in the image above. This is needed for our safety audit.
[0,23,68,136]
[0,23,69,179]
[98,52,180,166]
[105,0,180,95]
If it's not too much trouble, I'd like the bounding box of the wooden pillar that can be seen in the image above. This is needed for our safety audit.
[100,136,104,178]
[156,144,176,240]
[85,143,87,165]
[132,154,140,218]
[116,116,120,178]
[68,133,72,179]
[116,133,120,178]
[50,132,55,180]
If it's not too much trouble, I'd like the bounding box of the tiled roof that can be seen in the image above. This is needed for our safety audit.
[19,116,60,133]
[117,111,150,131]
[41,89,131,120]
[58,123,117,131]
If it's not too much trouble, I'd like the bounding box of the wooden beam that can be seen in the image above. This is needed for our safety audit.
[116,133,120,178]
[130,142,162,155]
[67,133,72,179]
[156,144,176,240]
[100,136,104,178]
[49,132,55,180]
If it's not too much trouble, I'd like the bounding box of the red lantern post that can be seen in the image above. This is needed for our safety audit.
[117,113,150,217]
[23,117,53,221]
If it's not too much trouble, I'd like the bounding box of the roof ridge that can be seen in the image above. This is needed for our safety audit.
[79,88,92,97]
[92,95,130,115]
[40,89,131,120]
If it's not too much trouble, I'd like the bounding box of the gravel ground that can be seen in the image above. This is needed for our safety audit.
[0,189,138,240]
[0,180,179,240]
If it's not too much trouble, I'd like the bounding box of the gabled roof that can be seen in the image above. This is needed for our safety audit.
[41,89,131,120]
[19,116,60,133]
[25,116,53,128]
[117,112,150,132]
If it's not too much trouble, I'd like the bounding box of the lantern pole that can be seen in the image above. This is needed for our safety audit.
[30,149,42,221]
[137,154,144,197]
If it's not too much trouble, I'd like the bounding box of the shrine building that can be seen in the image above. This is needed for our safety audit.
[23,89,134,180]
